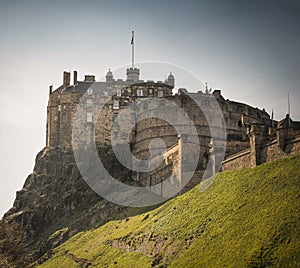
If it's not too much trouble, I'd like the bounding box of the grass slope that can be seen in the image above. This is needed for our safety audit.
[38,155,300,267]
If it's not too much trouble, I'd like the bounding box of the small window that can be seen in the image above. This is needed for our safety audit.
[117,89,121,97]
[149,89,153,95]
[87,112,93,122]
[58,105,61,111]
[137,89,143,96]
[113,113,118,122]
[103,90,108,96]
[121,132,127,140]
[113,100,119,110]
[87,99,93,108]
[87,88,93,95]
[158,91,163,97]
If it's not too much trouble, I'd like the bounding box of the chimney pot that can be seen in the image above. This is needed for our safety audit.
[63,71,70,87]
[73,71,78,85]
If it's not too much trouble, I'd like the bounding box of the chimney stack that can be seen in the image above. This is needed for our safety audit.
[73,71,78,85]
[63,71,70,87]
[49,85,53,95]
[84,75,95,82]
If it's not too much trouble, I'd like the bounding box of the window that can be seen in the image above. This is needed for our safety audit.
[149,89,153,95]
[137,89,143,96]
[131,113,136,124]
[87,88,93,95]
[87,99,93,108]
[158,91,163,97]
[113,100,119,110]
[121,132,127,140]
[113,113,118,122]
[87,112,93,122]
[58,105,61,111]
[62,115,67,123]
[117,89,121,97]
[103,90,108,96]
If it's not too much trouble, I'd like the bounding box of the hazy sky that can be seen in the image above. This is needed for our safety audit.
[0,0,299,217]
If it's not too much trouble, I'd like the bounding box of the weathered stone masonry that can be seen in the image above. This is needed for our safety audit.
[222,114,300,171]
[46,68,272,188]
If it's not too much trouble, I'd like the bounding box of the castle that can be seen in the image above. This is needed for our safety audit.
[46,67,300,192]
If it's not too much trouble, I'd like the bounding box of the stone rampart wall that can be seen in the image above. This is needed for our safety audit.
[222,136,300,171]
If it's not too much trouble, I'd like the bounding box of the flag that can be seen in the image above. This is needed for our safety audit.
[131,31,134,45]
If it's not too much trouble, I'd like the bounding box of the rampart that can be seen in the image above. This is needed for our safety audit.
[222,115,300,171]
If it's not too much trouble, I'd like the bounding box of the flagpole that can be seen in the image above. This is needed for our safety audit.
[131,31,134,69]
[271,109,274,128]
[288,93,290,116]
[288,93,291,128]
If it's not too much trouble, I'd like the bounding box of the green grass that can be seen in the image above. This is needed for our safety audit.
[38,155,300,267]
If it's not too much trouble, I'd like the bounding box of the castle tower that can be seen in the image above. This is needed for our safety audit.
[277,114,294,150]
[106,69,114,84]
[126,67,140,82]
[166,72,175,88]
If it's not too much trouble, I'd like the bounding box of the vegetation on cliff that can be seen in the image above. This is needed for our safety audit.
[37,155,300,267]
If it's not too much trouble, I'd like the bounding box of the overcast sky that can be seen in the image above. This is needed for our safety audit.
[0,0,299,217]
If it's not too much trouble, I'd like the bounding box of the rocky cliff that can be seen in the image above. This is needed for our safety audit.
[0,146,150,267]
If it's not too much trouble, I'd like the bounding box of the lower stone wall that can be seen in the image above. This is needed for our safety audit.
[134,142,181,196]
[222,136,300,171]
[263,137,300,163]
[222,149,251,171]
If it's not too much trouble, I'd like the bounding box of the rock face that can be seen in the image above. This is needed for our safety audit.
[0,146,138,267]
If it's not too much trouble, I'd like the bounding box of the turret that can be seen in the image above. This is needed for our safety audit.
[126,67,140,82]
[166,72,175,88]
[106,69,114,84]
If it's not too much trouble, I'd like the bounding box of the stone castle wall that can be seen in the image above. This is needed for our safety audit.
[222,134,300,171]
[46,70,273,189]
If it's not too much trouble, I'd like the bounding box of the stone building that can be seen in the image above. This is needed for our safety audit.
[46,67,273,191]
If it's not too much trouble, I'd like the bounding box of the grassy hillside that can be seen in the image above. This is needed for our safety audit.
[37,155,300,267]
